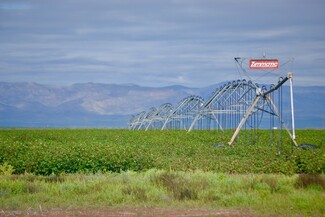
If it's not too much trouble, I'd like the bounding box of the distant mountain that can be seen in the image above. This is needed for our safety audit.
[0,82,324,128]
[0,82,197,128]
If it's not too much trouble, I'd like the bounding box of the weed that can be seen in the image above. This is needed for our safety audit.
[122,186,147,201]
[0,171,324,216]
[0,162,14,175]
[26,182,41,193]
[43,174,66,183]
[295,174,325,190]
[153,171,199,200]
[200,189,221,202]
[254,182,271,198]
[261,175,279,193]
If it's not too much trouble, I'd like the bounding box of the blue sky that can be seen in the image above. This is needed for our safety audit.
[0,0,324,87]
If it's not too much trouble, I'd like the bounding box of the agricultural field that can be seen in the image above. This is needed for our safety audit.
[0,129,324,216]
[0,129,324,175]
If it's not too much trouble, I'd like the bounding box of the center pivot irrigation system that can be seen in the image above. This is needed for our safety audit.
[129,56,302,148]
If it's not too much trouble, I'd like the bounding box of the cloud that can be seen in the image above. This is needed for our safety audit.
[0,0,324,87]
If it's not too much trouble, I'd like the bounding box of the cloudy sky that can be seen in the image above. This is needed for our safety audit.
[0,0,324,87]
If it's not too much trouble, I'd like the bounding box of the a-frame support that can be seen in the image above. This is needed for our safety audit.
[228,72,297,146]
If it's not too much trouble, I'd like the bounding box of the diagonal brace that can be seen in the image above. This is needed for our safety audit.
[228,95,261,145]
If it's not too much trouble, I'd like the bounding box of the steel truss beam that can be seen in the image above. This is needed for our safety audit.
[129,72,296,148]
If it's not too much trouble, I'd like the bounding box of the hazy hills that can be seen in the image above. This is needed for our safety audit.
[0,82,324,128]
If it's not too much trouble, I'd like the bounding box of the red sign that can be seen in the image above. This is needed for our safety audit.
[249,59,279,69]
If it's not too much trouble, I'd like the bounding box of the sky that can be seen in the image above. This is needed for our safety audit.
[0,0,324,87]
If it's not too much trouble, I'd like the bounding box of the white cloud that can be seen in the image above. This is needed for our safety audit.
[0,0,324,87]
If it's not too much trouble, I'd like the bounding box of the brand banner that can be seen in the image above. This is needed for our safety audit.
[249,59,279,70]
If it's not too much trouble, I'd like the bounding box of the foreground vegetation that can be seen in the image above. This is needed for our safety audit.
[0,129,324,175]
[0,129,324,216]
[1,170,324,216]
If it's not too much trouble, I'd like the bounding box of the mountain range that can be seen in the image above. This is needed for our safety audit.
[0,82,324,128]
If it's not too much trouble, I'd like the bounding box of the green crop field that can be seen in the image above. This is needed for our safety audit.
[0,129,324,175]
[0,129,324,216]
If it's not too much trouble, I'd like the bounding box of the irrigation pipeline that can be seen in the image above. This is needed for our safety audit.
[128,72,301,149]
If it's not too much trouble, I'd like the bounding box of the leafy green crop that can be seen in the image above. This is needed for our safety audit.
[0,129,324,175]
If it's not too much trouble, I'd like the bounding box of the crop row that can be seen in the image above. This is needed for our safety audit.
[0,129,324,175]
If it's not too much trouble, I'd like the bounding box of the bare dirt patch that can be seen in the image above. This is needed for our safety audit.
[0,208,254,217]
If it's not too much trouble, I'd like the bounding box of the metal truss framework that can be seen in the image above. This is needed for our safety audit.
[162,95,204,130]
[129,56,296,147]
[129,79,266,132]
[128,80,256,131]
[188,79,261,132]
[128,74,296,146]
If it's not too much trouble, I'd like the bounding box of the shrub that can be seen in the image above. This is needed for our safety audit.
[0,162,14,175]
[261,175,279,193]
[153,171,199,200]
[295,174,325,190]
[122,186,148,201]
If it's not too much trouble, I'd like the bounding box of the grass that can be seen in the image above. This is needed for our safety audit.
[296,174,325,190]
[1,170,324,216]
